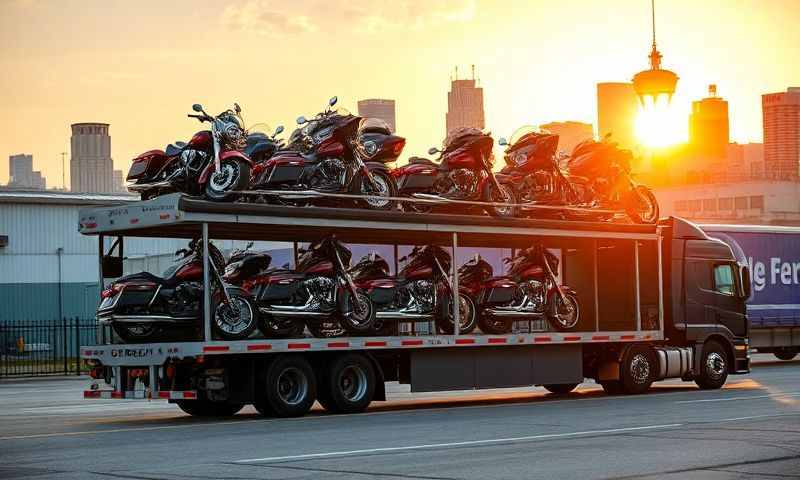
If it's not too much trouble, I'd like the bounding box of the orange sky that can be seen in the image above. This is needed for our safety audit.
[1,0,798,187]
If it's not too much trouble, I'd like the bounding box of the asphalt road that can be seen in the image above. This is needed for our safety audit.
[1,355,799,480]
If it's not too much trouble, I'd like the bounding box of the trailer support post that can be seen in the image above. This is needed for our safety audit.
[593,239,600,332]
[634,240,641,332]
[656,229,664,332]
[202,223,211,342]
[452,232,460,336]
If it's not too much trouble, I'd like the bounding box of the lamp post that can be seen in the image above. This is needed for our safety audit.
[632,0,678,105]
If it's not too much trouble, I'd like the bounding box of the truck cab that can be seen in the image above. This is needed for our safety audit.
[667,218,751,377]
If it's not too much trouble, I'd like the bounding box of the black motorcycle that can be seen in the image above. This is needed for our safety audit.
[250,96,406,210]
[97,239,259,343]
[242,236,376,337]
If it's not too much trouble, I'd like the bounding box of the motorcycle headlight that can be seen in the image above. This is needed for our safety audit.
[314,126,334,144]
[225,261,241,276]
[363,140,378,157]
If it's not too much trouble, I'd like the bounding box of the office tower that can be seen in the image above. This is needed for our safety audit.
[596,82,638,150]
[446,66,485,135]
[538,121,594,155]
[70,123,113,192]
[357,99,396,133]
[113,169,124,193]
[8,154,46,189]
[689,85,729,159]
[762,87,800,180]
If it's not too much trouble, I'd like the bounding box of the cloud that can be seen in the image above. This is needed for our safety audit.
[222,0,475,36]
[222,1,319,36]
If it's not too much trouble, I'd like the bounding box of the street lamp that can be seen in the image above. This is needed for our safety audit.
[632,0,678,105]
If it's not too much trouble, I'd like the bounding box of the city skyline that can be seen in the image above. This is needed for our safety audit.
[1,0,799,186]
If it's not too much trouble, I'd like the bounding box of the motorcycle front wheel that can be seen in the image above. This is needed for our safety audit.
[483,182,518,218]
[436,292,477,335]
[338,290,376,333]
[212,294,258,340]
[547,293,580,331]
[624,185,659,224]
[204,159,250,202]
[359,170,398,211]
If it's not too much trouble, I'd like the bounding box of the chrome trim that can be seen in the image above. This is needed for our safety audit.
[107,314,197,323]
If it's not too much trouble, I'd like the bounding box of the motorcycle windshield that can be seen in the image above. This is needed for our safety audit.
[358,117,391,135]
[443,127,486,153]
[247,123,273,137]
[508,126,539,147]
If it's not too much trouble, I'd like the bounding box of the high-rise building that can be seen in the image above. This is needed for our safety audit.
[597,82,638,150]
[689,85,729,159]
[70,123,113,193]
[446,66,484,135]
[539,121,594,155]
[357,99,396,133]
[8,154,46,189]
[762,87,800,180]
[113,170,125,193]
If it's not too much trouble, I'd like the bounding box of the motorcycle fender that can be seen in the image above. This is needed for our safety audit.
[198,151,254,185]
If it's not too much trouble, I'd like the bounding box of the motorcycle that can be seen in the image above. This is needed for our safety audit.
[566,138,659,224]
[496,126,582,218]
[393,127,517,217]
[349,246,477,335]
[127,103,253,201]
[96,239,259,343]
[458,243,580,334]
[250,96,405,210]
[240,236,376,337]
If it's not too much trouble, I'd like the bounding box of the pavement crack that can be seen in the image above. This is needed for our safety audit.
[707,467,800,478]
[618,431,800,456]
[600,454,800,480]
[231,462,460,480]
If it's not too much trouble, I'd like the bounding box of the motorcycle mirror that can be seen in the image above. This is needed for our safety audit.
[498,137,508,146]
[274,125,284,136]
[296,116,307,125]
[329,96,338,107]
[192,104,203,113]
[234,103,241,114]
[428,147,440,155]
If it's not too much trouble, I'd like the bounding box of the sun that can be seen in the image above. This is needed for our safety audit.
[635,94,687,148]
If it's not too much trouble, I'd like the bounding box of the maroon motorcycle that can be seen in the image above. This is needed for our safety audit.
[250,96,405,210]
[349,246,477,335]
[240,236,375,338]
[127,103,252,201]
[458,243,580,334]
[393,127,516,217]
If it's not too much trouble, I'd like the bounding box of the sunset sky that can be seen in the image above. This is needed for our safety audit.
[1,0,799,187]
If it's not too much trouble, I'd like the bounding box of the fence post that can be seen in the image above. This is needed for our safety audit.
[75,317,81,376]
[62,316,68,374]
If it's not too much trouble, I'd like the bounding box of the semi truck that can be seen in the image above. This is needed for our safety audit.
[79,194,751,417]
[702,224,800,360]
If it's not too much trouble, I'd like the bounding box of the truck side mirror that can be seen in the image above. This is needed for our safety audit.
[102,255,123,278]
[740,265,752,299]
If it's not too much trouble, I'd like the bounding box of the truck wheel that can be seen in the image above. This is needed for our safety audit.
[176,398,244,417]
[257,355,317,417]
[543,383,579,394]
[620,345,656,394]
[774,348,798,361]
[694,340,729,390]
[600,381,624,395]
[318,353,376,414]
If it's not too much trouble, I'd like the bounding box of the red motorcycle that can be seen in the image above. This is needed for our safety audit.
[127,103,252,201]
[250,97,405,210]
[349,246,477,335]
[458,244,580,334]
[393,128,517,217]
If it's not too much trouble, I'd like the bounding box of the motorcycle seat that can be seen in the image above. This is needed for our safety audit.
[409,156,439,166]
[121,271,181,288]
[165,141,187,157]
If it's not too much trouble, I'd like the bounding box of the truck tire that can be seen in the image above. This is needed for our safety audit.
[176,398,244,417]
[543,383,579,394]
[774,348,798,361]
[620,345,656,394]
[694,340,729,390]
[318,353,376,414]
[256,355,317,417]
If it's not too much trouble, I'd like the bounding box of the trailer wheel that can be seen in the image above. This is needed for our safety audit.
[620,345,656,394]
[318,353,376,414]
[257,355,317,417]
[176,398,244,417]
[694,340,729,390]
[599,381,624,395]
[543,383,579,394]
[774,348,798,361]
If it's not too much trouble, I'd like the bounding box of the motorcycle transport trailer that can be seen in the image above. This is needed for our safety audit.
[79,193,751,417]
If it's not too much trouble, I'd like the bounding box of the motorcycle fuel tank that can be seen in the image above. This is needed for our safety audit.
[175,263,203,282]
[188,130,213,150]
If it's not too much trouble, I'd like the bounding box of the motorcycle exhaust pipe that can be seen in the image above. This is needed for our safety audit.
[375,311,432,320]
[128,181,174,192]
[258,308,328,317]
[109,314,197,323]
[484,309,544,319]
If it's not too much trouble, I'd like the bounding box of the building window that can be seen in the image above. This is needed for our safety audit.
[718,198,733,211]
[675,200,687,211]
[703,198,717,212]
[750,195,764,211]
[689,199,701,211]
[735,197,748,210]
[713,264,735,295]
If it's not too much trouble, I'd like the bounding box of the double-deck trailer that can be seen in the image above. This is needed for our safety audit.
[79,194,751,417]
[701,224,800,360]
